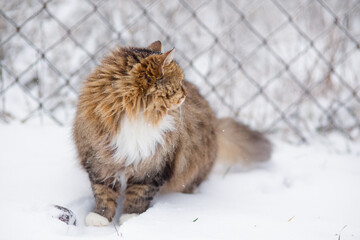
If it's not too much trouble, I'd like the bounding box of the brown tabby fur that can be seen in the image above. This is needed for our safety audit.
[73,41,272,223]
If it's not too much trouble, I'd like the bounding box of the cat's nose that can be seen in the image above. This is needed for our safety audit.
[181,86,187,96]
[178,97,186,105]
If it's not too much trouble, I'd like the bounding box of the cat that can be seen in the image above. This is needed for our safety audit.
[73,41,272,226]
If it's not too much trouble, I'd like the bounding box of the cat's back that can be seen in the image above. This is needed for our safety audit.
[163,80,218,193]
[180,80,217,131]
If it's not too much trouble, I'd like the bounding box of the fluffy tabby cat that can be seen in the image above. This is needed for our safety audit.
[73,41,272,226]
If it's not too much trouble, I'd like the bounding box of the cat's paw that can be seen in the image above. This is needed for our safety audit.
[119,213,138,225]
[85,212,110,226]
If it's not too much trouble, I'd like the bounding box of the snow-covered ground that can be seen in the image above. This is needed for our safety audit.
[0,124,359,240]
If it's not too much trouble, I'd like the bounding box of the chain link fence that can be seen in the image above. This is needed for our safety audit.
[1,0,360,142]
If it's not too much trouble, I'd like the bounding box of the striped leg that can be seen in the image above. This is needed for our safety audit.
[86,181,120,226]
[119,157,174,224]
[123,183,159,214]
[119,183,159,224]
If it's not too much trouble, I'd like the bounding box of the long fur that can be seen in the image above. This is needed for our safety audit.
[216,117,272,165]
[111,113,175,166]
[73,41,272,226]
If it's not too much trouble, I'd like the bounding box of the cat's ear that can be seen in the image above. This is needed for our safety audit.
[147,41,162,52]
[159,48,175,76]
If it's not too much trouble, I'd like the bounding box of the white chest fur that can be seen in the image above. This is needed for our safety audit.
[112,113,175,166]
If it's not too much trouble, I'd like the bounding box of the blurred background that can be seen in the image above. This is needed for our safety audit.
[1,0,359,142]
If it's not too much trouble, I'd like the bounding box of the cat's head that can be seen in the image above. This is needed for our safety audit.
[125,41,187,124]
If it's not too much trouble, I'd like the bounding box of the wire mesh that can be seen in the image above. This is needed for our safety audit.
[1,0,359,142]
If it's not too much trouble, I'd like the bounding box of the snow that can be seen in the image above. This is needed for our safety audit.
[0,124,359,240]
[2,0,359,139]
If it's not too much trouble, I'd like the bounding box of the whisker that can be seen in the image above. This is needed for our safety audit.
[179,105,183,120]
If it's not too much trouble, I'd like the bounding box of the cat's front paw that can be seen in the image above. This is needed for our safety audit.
[85,212,110,226]
[119,213,139,225]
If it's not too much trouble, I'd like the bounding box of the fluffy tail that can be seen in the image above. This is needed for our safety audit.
[216,118,272,165]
